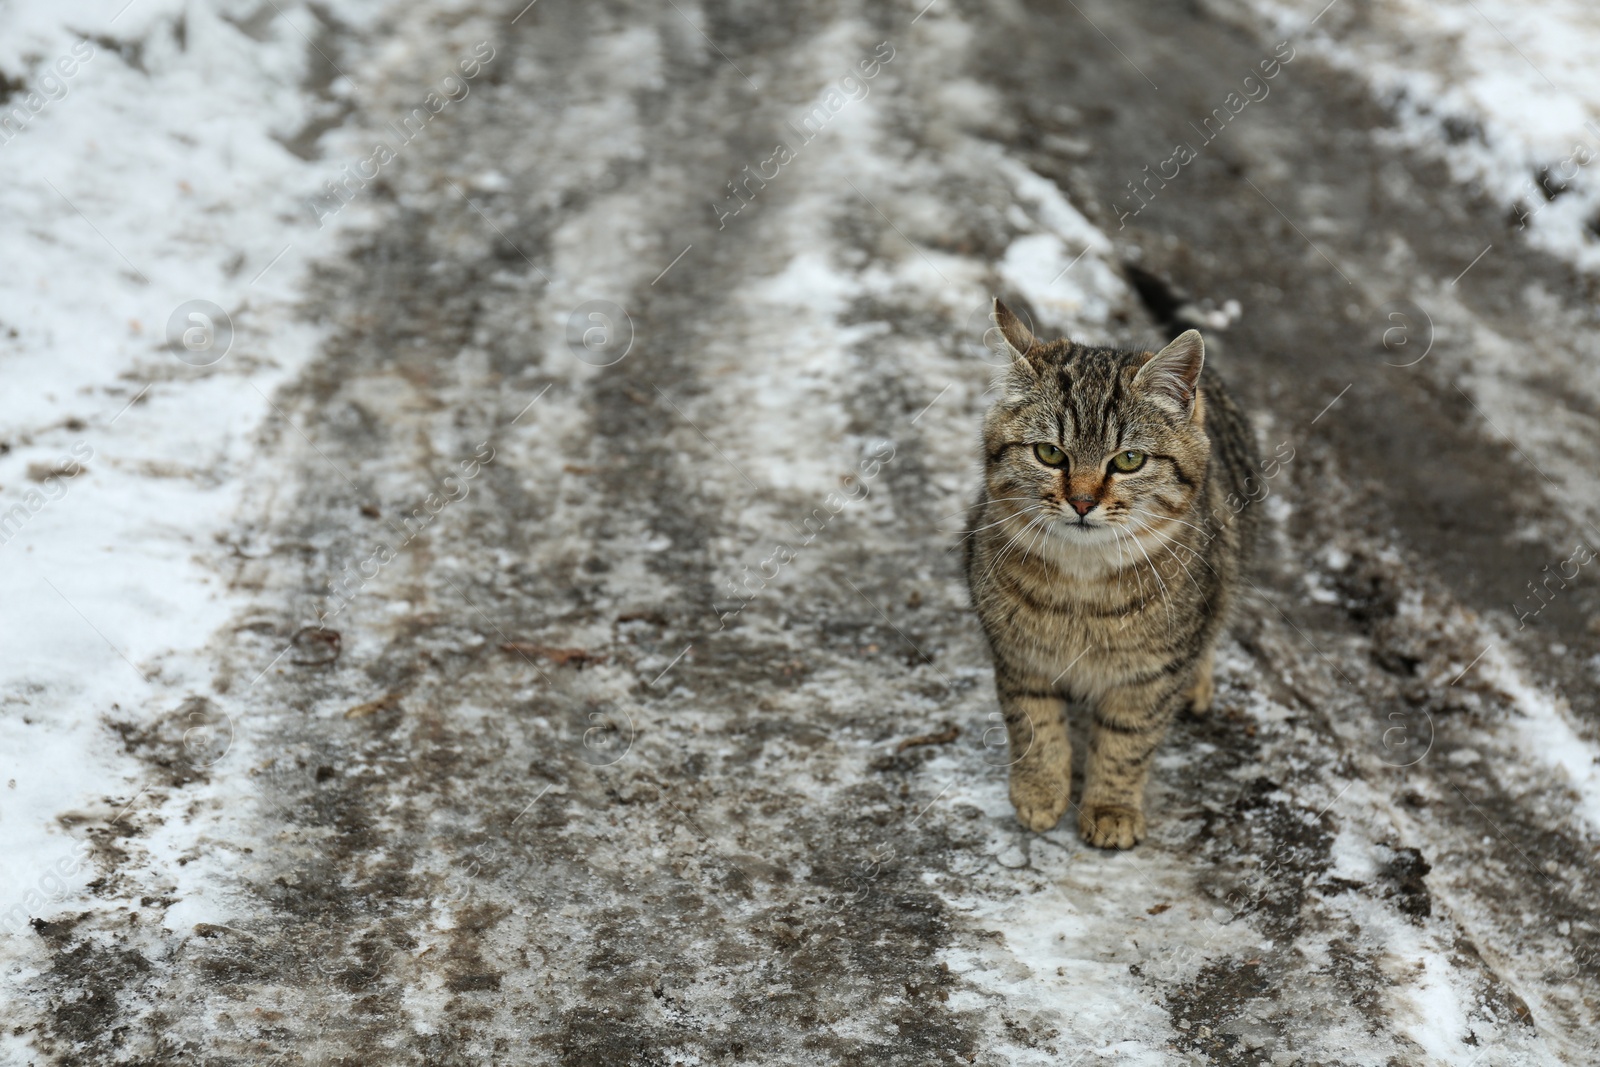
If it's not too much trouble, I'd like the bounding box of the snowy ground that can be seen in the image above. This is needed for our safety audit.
[2,0,1599,1063]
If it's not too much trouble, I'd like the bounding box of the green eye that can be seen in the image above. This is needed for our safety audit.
[1110,450,1146,473]
[1034,442,1067,467]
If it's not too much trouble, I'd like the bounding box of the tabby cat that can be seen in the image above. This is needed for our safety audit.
[964,300,1260,849]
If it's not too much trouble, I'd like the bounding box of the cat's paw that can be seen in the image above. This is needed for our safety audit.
[1010,773,1069,833]
[1077,804,1146,849]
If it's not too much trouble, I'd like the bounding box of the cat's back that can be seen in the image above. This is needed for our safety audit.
[1196,363,1263,560]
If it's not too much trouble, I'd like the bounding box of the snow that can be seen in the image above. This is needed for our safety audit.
[1481,646,1600,837]
[1247,0,1600,271]
[1236,2,1600,633]
[0,0,385,949]
[3,0,1600,1060]
[992,152,1127,339]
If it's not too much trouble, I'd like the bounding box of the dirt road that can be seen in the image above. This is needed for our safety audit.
[10,0,1600,1063]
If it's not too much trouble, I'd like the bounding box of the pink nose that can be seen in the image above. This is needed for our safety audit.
[1068,496,1097,517]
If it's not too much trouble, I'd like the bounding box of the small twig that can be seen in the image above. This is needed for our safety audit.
[896,724,961,752]
[345,690,405,719]
[499,642,607,668]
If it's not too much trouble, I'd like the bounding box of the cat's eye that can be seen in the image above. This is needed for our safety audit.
[1110,450,1146,473]
[1034,442,1067,468]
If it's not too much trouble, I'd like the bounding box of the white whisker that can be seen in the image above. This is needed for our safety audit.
[1126,513,1205,596]
[978,509,1045,588]
[939,494,1039,524]
[1129,507,1225,582]
[1128,506,1210,540]
[1123,520,1176,638]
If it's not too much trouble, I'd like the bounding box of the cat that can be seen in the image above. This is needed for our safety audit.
[964,299,1260,849]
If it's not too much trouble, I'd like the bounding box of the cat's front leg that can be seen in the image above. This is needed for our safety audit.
[1078,674,1188,849]
[995,673,1072,832]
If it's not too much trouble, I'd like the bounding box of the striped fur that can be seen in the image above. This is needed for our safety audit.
[964,301,1260,848]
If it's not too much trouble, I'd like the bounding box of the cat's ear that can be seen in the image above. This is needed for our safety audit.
[992,299,1039,364]
[1135,330,1204,415]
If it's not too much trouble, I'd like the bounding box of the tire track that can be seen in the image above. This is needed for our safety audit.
[977,0,1600,1060]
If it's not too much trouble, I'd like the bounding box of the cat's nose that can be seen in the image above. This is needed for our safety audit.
[1068,496,1097,517]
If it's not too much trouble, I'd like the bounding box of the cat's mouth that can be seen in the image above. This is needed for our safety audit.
[1053,507,1104,529]
[1050,513,1111,537]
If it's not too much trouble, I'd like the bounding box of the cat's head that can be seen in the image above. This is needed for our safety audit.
[979,299,1210,552]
